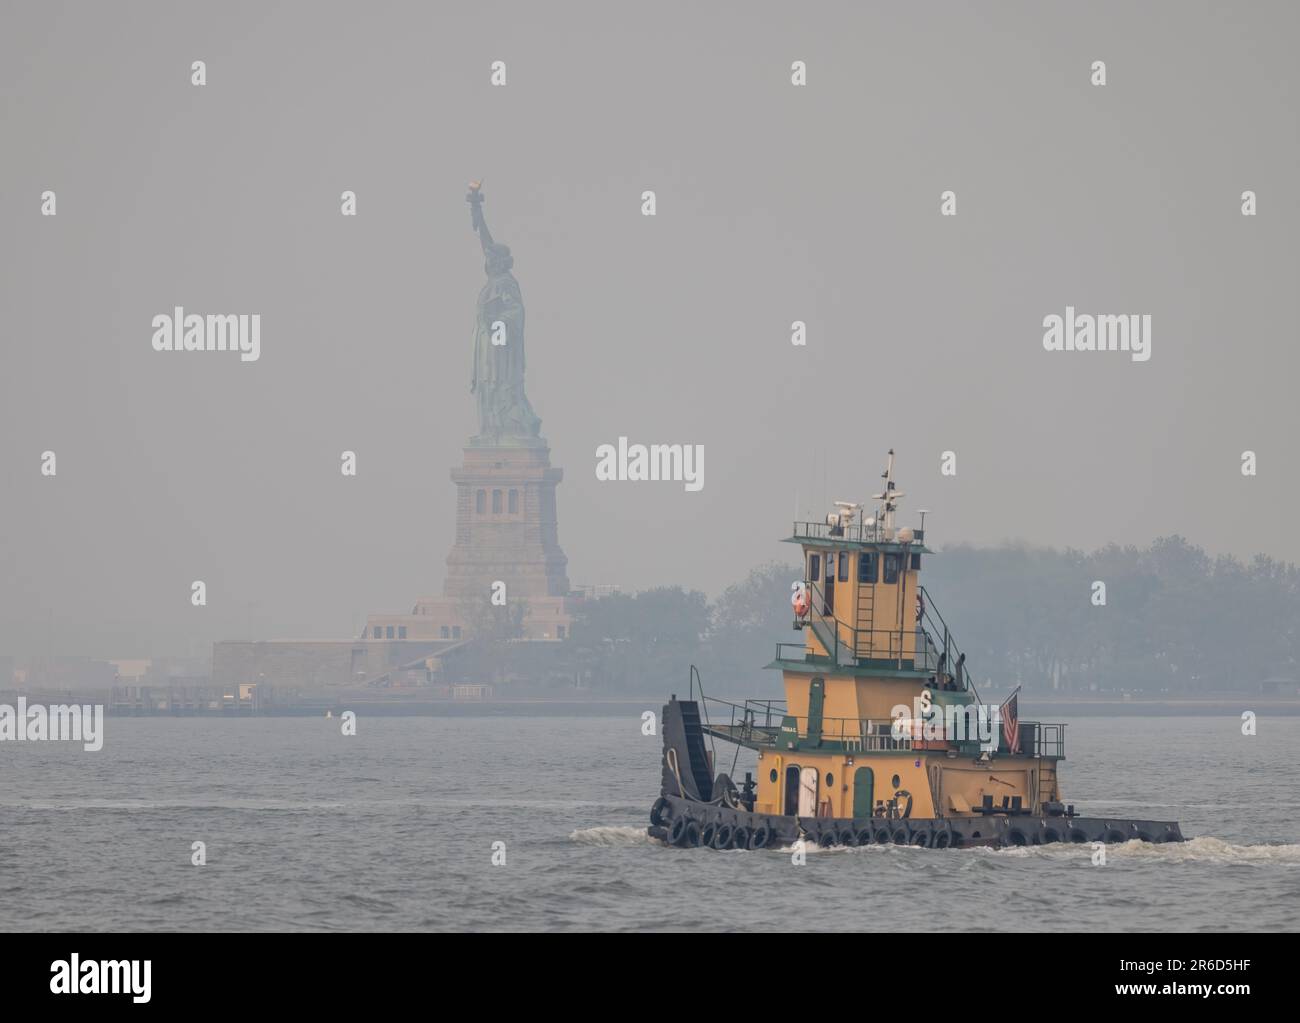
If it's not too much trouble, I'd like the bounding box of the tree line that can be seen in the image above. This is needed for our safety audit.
[479,536,1299,697]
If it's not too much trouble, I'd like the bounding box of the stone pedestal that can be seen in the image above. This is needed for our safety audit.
[445,438,570,602]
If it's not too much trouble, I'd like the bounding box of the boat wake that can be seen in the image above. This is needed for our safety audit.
[569,826,656,847]
[660,835,1300,863]
[572,825,1300,862]
[1098,835,1300,864]
[946,835,1300,864]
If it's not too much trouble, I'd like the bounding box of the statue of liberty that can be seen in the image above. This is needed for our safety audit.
[466,182,542,443]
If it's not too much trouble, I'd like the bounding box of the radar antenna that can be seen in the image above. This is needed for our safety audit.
[826,500,861,536]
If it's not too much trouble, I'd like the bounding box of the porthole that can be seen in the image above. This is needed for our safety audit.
[891,774,901,788]
[769,769,778,783]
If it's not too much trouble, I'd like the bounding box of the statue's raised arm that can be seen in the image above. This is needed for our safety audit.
[467,180,494,253]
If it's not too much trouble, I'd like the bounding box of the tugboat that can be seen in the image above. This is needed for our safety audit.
[648,451,1185,851]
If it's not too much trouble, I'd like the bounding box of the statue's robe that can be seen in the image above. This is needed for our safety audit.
[472,268,541,439]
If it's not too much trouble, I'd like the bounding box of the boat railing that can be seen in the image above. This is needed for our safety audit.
[697,697,915,752]
[788,715,914,751]
[694,693,788,746]
[789,576,969,684]
[793,520,923,545]
[699,695,1065,758]
[777,632,955,674]
[918,586,975,692]
[689,665,719,770]
[1019,721,1066,758]
[775,641,809,662]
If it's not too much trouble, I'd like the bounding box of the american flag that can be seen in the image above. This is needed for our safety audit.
[1000,686,1022,754]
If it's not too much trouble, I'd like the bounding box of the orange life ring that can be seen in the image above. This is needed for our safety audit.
[792,586,810,617]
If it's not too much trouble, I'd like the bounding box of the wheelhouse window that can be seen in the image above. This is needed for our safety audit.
[883,554,900,585]
[809,553,820,582]
[910,553,921,570]
[858,552,877,583]
[838,552,849,582]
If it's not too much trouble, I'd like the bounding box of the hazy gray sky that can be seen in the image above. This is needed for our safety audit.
[2,1,1297,659]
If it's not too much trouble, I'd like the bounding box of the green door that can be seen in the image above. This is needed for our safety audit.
[807,677,825,746]
[852,766,875,819]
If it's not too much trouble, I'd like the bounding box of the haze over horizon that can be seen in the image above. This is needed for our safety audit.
[2,1,1297,661]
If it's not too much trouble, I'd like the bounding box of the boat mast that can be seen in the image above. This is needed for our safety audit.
[873,448,904,538]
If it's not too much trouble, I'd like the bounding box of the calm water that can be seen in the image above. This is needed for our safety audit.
[1,714,1297,931]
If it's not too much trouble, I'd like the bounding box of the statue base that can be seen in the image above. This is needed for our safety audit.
[444,439,570,604]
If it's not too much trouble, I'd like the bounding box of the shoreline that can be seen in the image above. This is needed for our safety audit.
[7,688,1298,718]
